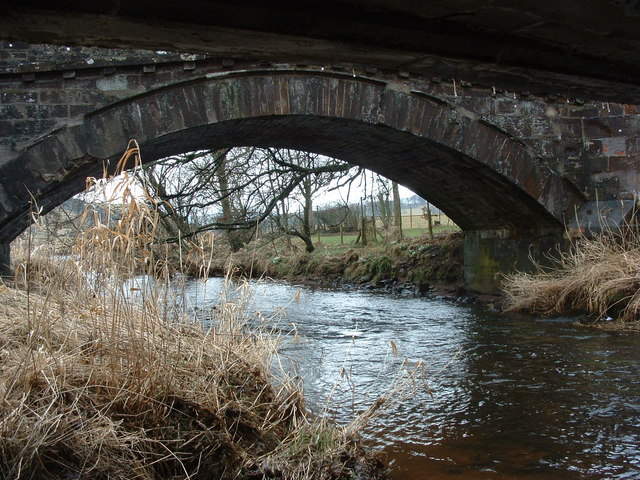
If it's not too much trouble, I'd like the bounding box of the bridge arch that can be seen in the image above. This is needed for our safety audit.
[0,71,584,290]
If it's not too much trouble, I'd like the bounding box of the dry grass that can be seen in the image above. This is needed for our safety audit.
[502,229,640,324]
[1,143,386,480]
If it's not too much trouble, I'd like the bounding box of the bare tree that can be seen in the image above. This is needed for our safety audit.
[136,148,361,252]
[265,150,357,252]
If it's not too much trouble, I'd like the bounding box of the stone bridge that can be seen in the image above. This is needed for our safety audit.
[2,41,640,292]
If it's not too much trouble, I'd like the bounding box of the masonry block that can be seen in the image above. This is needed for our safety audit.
[464,229,566,294]
[25,104,69,118]
[496,98,517,113]
[38,90,68,104]
[1,90,38,103]
[0,105,24,119]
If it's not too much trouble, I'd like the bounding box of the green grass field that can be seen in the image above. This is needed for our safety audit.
[254,224,460,259]
[315,224,459,246]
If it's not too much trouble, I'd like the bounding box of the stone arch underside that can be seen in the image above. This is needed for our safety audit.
[0,72,584,244]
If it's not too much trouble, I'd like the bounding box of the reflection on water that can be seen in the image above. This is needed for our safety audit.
[149,276,640,479]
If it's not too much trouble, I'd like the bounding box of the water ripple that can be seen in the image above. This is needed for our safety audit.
[175,277,640,480]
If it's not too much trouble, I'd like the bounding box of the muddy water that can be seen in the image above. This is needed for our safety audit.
[177,278,640,479]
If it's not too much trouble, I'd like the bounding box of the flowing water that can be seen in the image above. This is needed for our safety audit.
[164,277,640,479]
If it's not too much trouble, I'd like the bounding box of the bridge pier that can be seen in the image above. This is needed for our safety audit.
[463,229,566,294]
[0,242,11,278]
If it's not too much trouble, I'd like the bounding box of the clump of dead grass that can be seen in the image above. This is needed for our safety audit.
[502,228,640,324]
[1,142,387,480]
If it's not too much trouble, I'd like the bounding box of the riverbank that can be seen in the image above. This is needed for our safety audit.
[0,278,386,479]
[1,196,389,479]
[184,232,466,299]
[196,229,640,329]
[502,230,640,331]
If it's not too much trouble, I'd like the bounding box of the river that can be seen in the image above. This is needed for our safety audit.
[161,276,640,479]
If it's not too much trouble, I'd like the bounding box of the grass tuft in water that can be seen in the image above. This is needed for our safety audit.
[502,227,640,328]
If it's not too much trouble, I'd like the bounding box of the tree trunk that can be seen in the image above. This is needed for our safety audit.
[378,192,390,229]
[143,167,193,240]
[217,153,244,252]
[301,177,315,253]
[299,232,315,253]
[392,181,403,240]
[359,199,367,246]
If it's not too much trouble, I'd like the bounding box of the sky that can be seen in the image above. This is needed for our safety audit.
[316,181,417,208]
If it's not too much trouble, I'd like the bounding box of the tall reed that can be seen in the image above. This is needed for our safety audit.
[502,227,640,324]
[0,142,387,479]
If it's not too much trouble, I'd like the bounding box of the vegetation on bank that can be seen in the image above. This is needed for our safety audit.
[182,230,464,293]
[1,148,394,480]
[502,229,640,330]
[0,272,385,479]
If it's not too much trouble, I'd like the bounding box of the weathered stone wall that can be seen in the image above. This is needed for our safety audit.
[3,1,640,104]
[457,92,640,202]
[413,81,640,202]
[0,70,579,237]
[0,41,205,74]
[1,43,639,291]
[0,42,206,158]
[1,42,639,206]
